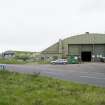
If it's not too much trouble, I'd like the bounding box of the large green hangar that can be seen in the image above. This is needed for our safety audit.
[41,32,105,62]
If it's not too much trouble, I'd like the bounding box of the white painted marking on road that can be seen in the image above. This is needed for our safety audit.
[67,70,105,75]
[80,76,105,80]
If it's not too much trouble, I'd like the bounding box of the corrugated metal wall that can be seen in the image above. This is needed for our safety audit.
[68,44,105,57]
[94,45,105,56]
[68,45,80,55]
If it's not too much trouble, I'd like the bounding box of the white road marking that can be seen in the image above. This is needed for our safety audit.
[80,76,105,80]
[67,70,105,75]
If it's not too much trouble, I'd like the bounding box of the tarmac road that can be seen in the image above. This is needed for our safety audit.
[5,63,105,87]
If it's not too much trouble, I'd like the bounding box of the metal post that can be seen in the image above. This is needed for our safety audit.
[92,35,95,62]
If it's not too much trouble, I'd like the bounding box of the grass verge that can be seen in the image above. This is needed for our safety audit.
[0,59,26,64]
[0,70,105,105]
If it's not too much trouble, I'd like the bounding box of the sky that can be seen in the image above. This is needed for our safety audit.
[0,0,105,52]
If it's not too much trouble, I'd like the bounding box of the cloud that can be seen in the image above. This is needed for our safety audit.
[79,0,105,13]
[0,0,105,52]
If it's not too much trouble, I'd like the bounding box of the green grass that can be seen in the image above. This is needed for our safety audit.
[0,70,105,105]
[0,59,26,64]
[26,61,50,65]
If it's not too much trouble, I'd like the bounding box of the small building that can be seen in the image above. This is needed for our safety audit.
[40,32,105,62]
[2,51,15,59]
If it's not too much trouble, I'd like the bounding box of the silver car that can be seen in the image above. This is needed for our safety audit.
[50,59,68,64]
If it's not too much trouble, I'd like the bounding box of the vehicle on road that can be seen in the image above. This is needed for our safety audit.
[50,59,68,64]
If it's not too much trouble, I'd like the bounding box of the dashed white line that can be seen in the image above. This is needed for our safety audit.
[80,76,105,80]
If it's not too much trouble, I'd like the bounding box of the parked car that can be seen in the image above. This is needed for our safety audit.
[50,59,68,64]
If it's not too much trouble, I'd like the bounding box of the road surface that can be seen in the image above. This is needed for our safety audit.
[5,63,105,87]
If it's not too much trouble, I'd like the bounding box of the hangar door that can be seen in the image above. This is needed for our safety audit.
[81,45,92,52]
[81,45,93,62]
[68,45,81,55]
[94,45,105,57]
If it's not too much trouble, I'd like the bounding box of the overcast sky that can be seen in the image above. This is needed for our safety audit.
[0,0,105,52]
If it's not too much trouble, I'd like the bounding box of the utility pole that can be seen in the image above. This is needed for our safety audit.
[59,39,63,59]
[92,35,95,62]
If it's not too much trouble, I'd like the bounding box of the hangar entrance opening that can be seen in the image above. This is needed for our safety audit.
[81,52,91,62]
